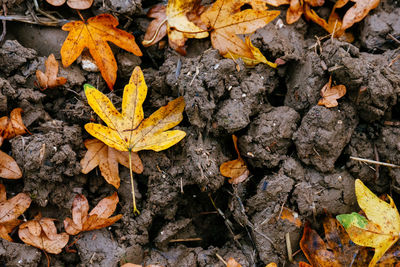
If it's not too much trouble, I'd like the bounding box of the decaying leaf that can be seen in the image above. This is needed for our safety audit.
[0,150,22,179]
[337,179,400,267]
[317,76,346,108]
[226,258,242,267]
[340,0,380,31]
[280,207,302,228]
[220,135,249,184]
[227,36,277,68]
[143,0,209,55]
[81,139,143,189]
[286,0,325,24]
[45,0,93,9]
[63,192,122,235]
[36,54,67,90]
[19,214,69,254]
[84,66,186,153]
[0,184,31,241]
[200,0,279,64]
[0,108,28,147]
[61,14,142,90]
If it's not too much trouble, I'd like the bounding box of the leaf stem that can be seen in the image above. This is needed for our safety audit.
[128,150,140,215]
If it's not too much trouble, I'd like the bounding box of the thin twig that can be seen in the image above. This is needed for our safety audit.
[388,34,400,45]
[169,237,202,243]
[216,253,228,265]
[0,14,68,26]
[286,232,293,262]
[0,4,7,45]
[350,156,400,168]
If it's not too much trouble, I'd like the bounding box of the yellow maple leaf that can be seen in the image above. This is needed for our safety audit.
[84,66,186,214]
[337,179,400,267]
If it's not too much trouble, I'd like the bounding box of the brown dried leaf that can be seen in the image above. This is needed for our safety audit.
[341,0,380,31]
[200,0,279,60]
[280,207,302,228]
[317,76,346,108]
[0,150,22,179]
[0,184,31,241]
[286,0,303,24]
[81,139,143,189]
[227,258,242,267]
[19,214,68,254]
[64,193,122,235]
[45,0,93,9]
[220,135,249,184]
[0,108,28,147]
[36,54,67,90]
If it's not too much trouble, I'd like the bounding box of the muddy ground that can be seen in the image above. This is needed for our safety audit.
[0,0,400,266]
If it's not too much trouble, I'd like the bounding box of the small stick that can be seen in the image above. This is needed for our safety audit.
[0,4,7,45]
[169,237,202,243]
[286,232,293,262]
[215,253,228,266]
[350,156,400,168]
[388,34,400,45]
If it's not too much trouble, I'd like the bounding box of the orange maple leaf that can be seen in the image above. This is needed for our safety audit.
[61,14,142,90]
[220,135,249,184]
[80,139,143,189]
[36,54,67,90]
[64,192,122,235]
[0,108,29,147]
[317,76,346,108]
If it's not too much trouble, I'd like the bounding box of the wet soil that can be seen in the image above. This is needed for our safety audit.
[0,0,400,266]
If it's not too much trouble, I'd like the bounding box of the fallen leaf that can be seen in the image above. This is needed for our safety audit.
[64,192,122,235]
[280,207,302,228]
[81,139,143,189]
[227,258,242,267]
[227,36,277,68]
[19,214,69,254]
[337,179,400,267]
[0,184,31,241]
[36,54,67,90]
[45,0,93,9]
[143,0,209,55]
[84,66,186,214]
[200,0,279,63]
[61,14,142,90]
[84,66,186,153]
[0,108,28,147]
[317,76,346,108]
[341,0,380,31]
[0,150,22,179]
[286,0,324,24]
[220,135,249,184]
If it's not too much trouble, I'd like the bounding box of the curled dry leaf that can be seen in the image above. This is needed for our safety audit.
[337,179,400,267]
[61,14,142,90]
[81,139,143,189]
[64,192,122,235]
[317,76,346,108]
[143,0,209,55]
[0,150,22,179]
[45,0,93,10]
[286,0,324,24]
[19,214,69,254]
[0,108,28,147]
[227,258,242,267]
[36,54,67,90]
[227,36,277,68]
[0,184,31,241]
[280,207,302,228]
[220,135,249,184]
[341,0,380,31]
[200,0,279,64]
